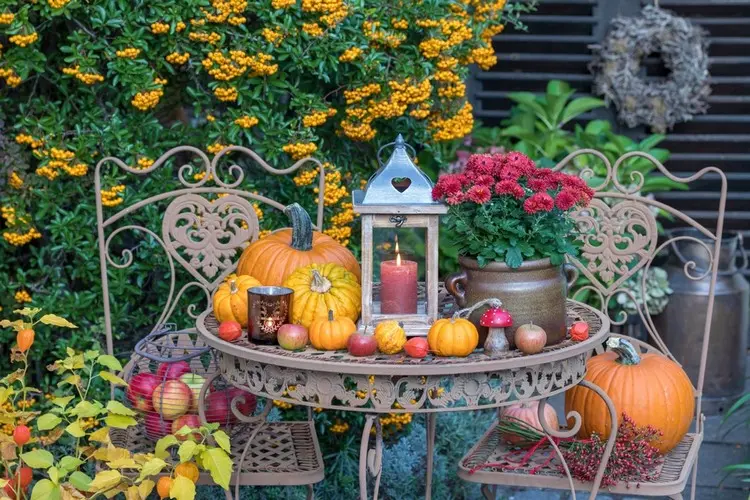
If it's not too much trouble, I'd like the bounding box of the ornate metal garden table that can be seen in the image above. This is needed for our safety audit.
[196,300,609,499]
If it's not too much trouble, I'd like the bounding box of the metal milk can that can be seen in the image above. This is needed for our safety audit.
[654,228,749,415]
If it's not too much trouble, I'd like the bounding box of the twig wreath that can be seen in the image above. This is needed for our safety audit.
[590,5,710,133]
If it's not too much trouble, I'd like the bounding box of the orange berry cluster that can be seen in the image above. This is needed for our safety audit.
[100,185,125,207]
[189,31,222,44]
[150,22,170,34]
[302,23,324,37]
[9,172,23,189]
[203,0,248,24]
[271,0,295,8]
[14,290,32,303]
[115,47,141,59]
[234,115,259,128]
[0,12,14,24]
[15,134,43,149]
[362,20,404,49]
[202,50,277,81]
[131,88,163,110]
[282,142,317,160]
[261,28,283,44]
[214,86,238,102]
[166,52,190,65]
[293,166,319,187]
[9,32,38,47]
[429,101,473,142]
[301,0,348,27]
[134,157,155,170]
[3,228,41,246]
[0,67,21,87]
[302,109,335,127]
[62,66,104,85]
[207,142,228,154]
[338,46,362,62]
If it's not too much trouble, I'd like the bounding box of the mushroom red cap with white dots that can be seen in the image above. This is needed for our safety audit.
[480,308,513,328]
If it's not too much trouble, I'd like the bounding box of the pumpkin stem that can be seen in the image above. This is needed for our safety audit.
[229,280,238,294]
[310,269,333,294]
[327,310,334,322]
[284,203,314,252]
[606,337,641,366]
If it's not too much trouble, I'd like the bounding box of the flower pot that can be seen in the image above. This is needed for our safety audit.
[445,257,577,346]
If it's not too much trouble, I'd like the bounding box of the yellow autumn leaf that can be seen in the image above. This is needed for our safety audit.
[106,457,138,469]
[137,457,167,482]
[125,485,140,500]
[88,426,110,443]
[38,314,78,328]
[87,470,122,492]
[169,475,196,500]
[138,479,155,499]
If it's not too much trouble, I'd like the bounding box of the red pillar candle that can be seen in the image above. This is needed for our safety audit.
[380,258,418,314]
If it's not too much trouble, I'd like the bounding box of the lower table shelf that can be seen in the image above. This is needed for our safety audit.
[458,422,702,497]
[110,420,325,487]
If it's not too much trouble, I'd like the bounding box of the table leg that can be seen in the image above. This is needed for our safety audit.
[359,414,383,500]
[425,413,437,500]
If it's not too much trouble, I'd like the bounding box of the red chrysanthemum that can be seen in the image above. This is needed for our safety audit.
[523,192,554,214]
[466,185,492,204]
[495,180,525,199]
[465,154,495,176]
[446,192,465,206]
[561,175,595,203]
[504,152,536,175]
[432,174,465,200]
[555,189,578,210]
[475,174,495,186]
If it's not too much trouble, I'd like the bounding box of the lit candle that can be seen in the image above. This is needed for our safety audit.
[380,237,418,314]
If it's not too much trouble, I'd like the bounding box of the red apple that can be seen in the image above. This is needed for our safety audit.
[347,333,377,357]
[156,361,191,381]
[127,373,161,412]
[204,387,257,426]
[180,373,207,412]
[172,414,202,441]
[277,324,308,351]
[144,412,172,440]
[152,380,192,419]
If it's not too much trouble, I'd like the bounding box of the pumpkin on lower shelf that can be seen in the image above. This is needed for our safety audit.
[309,310,357,351]
[373,320,407,354]
[500,401,560,446]
[284,262,361,328]
[212,274,262,327]
[427,317,478,357]
[564,337,695,454]
[236,203,361,286]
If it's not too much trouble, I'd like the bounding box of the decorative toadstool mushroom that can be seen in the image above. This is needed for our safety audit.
[481,306,513,356]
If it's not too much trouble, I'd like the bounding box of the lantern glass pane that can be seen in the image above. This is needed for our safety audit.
[372,227,426,316]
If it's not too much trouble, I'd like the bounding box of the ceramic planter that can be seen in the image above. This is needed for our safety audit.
[445,256,577,346]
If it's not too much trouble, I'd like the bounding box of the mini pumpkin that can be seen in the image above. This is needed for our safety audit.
[565,337,695,454]
[309,310,357,350]
[427,318,478,357]
[373,321,407,354]
[212,274,262,327]
[500,401,559,446]
[236,203,361,286]
[284,262,361,328]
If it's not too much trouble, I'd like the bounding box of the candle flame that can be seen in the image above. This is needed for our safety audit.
[395,235,401,266]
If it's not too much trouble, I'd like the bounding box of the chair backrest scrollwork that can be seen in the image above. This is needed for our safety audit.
[555,149,728,429]
[95,145,325,357]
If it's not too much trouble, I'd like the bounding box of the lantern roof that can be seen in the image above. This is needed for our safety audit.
[353,135,447,214]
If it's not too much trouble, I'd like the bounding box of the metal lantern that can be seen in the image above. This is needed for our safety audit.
[353,135,447,336]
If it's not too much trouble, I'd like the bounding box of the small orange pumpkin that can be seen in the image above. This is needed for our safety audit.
[565,337,694,454]
[427,317,478,357]
[309,310,356,351]
[236,203,361,286]
[212,274,262,327]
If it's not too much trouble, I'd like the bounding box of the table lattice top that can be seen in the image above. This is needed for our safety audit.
[196,300,609,376]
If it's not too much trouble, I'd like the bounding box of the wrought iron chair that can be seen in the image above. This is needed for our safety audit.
[95,146,326,499]
[458,149,727,500]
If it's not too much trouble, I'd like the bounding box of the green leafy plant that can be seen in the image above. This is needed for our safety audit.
[0,308,231,500]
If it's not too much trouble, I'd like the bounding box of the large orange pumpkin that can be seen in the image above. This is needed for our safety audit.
[236,203,360,286]
[565,337,694,454]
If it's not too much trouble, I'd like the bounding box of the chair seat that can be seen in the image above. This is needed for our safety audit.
[458,423,702,497]
[110,420,325,487]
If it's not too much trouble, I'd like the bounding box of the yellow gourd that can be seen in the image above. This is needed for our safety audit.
[373,321,407,354]
[212,274,262,327]
[284,262,361,328]
[309,310,357,350]
[427,318,478,357]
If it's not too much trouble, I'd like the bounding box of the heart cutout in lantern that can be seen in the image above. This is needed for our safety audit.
[391,177,412,193]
